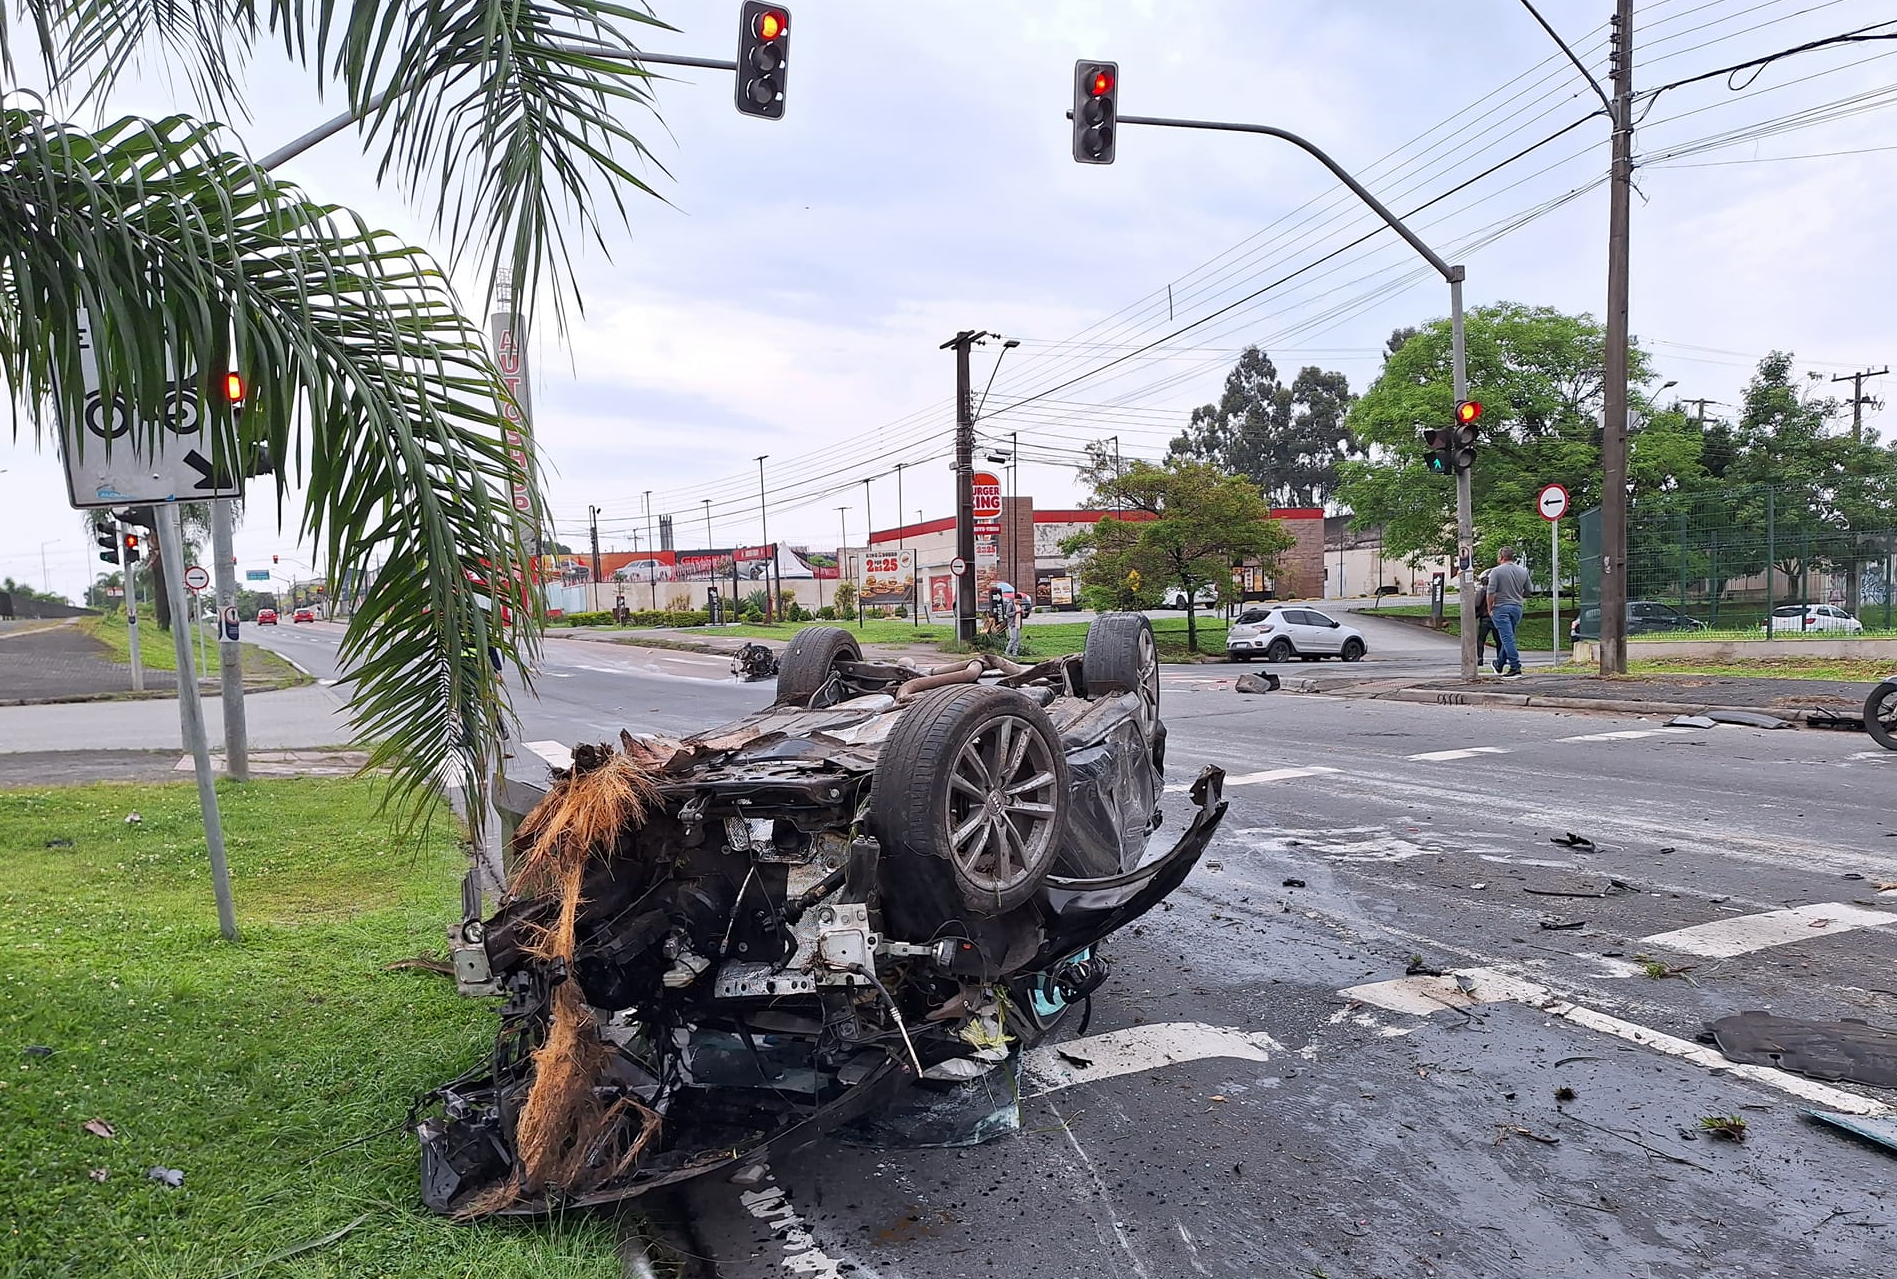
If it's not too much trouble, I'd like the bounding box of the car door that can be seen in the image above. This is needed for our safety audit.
[1298,608,1344,653]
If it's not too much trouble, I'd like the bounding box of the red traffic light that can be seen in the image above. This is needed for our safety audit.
[123,534,139,549]
[224,372,246,403]
[1456,399,1482,424]
[1090,68,1115,96]
[755,8,786,38]
[272,554,279,564]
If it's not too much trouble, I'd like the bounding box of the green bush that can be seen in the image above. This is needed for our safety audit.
[557,609,708,628]
[741,607,763,624]
[816,605,837,621]
[894,603,908,618]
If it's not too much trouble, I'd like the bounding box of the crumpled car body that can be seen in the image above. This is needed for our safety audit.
[416,615,1227,1216]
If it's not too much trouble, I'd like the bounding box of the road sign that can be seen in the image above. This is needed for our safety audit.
[1538,483,1570,521]
[245,568,271,582]
[221,606,240,642]
[60,309,241,509]
[183,564,210,592]
[950,557,967,577]
[972,472,1003,522]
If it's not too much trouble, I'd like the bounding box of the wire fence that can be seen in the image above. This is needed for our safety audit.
[1578,484,1897,641]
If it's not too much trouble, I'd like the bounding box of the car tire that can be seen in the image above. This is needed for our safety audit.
[1866,682,1897,752]
[773,626,861,706]
[872,684,1071,916]
[1265,639,1293,663]
[1341,638,1365,662]
[1083,612,1160,743]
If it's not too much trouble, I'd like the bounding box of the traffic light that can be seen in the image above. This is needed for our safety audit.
[224,372,245,405]
[97,525,120,565]
[1421,428,1454,475]
[735,3,789,119]
[122,532,141,565]
[1451,399,1482,471]
[1072,60,1119,164]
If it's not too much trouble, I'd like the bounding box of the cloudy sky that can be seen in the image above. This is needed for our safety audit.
[5,0,1895,603]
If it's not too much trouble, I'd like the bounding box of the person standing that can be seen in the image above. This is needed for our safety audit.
[1005,590,1025,656]
[1486,547,1531,677]
[1472,571,1496,669]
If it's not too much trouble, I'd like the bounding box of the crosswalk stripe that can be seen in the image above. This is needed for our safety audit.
[1405,746,1509,762]
[1558,727,1697,743]
[1642,902,1897,958]
[1165,765,1339,795]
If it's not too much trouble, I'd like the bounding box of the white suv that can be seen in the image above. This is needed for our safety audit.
[1227,605,1367,662]
[1159,584,1219,609]
[1761,604,1863,634]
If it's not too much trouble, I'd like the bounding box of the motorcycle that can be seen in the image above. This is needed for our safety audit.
[1865,675,1897,751]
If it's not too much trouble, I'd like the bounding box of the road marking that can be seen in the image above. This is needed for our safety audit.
[1343,968,1891,1117]
[1405,746,1509,762]
[1019,1021,1282,1097]
[1642,902,1897,958]
[1558,727,1698,743]
[521,740,573,772]
[1165,765,1338,794]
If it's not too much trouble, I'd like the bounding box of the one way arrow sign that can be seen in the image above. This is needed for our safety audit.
[59,309,242,509]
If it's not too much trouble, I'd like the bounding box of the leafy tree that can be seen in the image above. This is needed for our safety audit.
[3,0,669,824]
[1062,454,1293,652]
[832,579,858,620]
[1168,346,1356,508]
[1,576,67,605]
[1337,303,1664,573]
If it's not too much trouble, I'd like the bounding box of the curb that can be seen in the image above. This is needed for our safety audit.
[1378,685,1818,724]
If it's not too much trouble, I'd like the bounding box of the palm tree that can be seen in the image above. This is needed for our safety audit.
[3,1,670,825]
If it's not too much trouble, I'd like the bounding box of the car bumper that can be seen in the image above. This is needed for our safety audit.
[1225,636,1271,653]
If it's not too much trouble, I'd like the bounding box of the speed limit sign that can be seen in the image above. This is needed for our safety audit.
[1537,484,1570,522]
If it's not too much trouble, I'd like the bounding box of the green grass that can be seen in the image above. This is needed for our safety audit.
[656,615,1233,661]
[1380,600,1567,654]
[0,778,622,1279]
[75,613,306,689]
[1627,656,1891,683]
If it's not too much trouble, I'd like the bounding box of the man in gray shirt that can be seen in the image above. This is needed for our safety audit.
[1487,547,1531,676]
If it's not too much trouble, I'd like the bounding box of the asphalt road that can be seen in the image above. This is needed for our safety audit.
[55,619,1897,1275]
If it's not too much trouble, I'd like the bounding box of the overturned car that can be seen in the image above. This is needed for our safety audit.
[417,613,1227,1216]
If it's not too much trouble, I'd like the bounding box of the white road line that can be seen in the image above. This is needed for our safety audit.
[1558,727,1698,743]
[521,739,574,772]
[1019,1021,1282,1097]
[1642,902,1897,958]
[1342,968,1891,1117]
[1164,765,1338,794]
[1405,746,1509,762]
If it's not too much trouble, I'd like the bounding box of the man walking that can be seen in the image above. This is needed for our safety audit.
[1486,547,1531,677]
[1471,571,1495,669]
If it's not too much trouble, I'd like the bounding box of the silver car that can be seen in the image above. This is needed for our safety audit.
[1227,605,1367,662]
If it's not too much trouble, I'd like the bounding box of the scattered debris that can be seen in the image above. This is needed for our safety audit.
[1454,974,1479,996]
[87,1168,108,1183]
[1234,671,1280,695]
[1055,1050,1094,1070]
[1554,1085,1577,1102]
[1494,1124,1560,1146]
[1525,884,1614,899]
[1658,846,1676,854]
[147,1167,185,1188]
[123,812,141,825]
[1553,1055,1602,1067]
[1806,1110,1897,1157]
[1405,955,1444,977]
[382,955,457,977]
[43,837,74,849]
[1469,882,1488,890]
[82,1119,115,1139]
[1666,715,1717,729]
[1641,959,1695,982]
[1708,1011,1897,1088]
[1706,709,1790,729]
[1805,707,1865,733]
[1281,877,1307,889]
[728,1164,768,1188]
[1209,1094,1228,1103]
[1539,917,1587,931]
[22,1045,52,1058]
[1877,882,1897,892]
[1550,832,1596,851]
[1698,1114,1748,1143]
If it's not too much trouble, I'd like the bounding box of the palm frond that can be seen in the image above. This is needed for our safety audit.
[1,105,537,831]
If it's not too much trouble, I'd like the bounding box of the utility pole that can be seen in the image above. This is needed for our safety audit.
[756,455,773,622]
[588,504,603,601]
[1683,398,1714,424]
[1598,0,1636,675]
[942,331,983,644]
[643,490,657,610]
[210,503,248,781]
[703,499,714,551]
[1833,368,1888,445]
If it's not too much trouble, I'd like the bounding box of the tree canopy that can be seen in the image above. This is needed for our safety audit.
[1168,346,1356,509]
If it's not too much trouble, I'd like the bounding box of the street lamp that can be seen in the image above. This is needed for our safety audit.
[973,338,1021,423]
[38,539,59,595]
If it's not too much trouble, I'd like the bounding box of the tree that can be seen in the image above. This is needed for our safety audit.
[3,1,669,825]
[1167,346,1357,508]
[0,576,66,605]
[1062,455,1293,653]
[1337,303,1663,571]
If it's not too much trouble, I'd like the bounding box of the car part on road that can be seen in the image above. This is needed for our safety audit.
[417,613,1226,1217]
[729,643,779,682]
[1864,677,1897,751]
[1708,1012,1897,1089]
[1806,1109,1897,1157]
[1706,709,1792,730]
[773,625,862,705]
[1234,672,1279,695]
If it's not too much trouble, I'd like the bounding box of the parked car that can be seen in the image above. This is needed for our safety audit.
[421,616,1227,1217]
[1761,604,1862,634]
[1227,605,1366,662]
[1569,601,1706,641]
[256,608,278,625]
[1159,584,1219,610]
[292,608,316,623]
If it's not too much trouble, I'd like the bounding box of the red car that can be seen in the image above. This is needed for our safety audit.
[256,608,278,625]
[293,608,316,623]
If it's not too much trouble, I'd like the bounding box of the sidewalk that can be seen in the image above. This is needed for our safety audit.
[0,683,355,754]
[1381,670,1877,723]
[0,616,182,702]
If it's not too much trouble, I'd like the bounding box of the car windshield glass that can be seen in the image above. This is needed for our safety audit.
[1237,609,1270,624]
[1305,611,1335,627]
[1773,606,1803,617]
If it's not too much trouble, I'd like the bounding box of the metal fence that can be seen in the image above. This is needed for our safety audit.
[1578,484,1897,639]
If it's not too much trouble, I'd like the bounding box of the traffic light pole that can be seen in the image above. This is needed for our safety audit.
[159,504,239,941]
[1099,112,1476,677]
[121,519,146,693]
[211,501,250,782]
[943,330,982,645]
